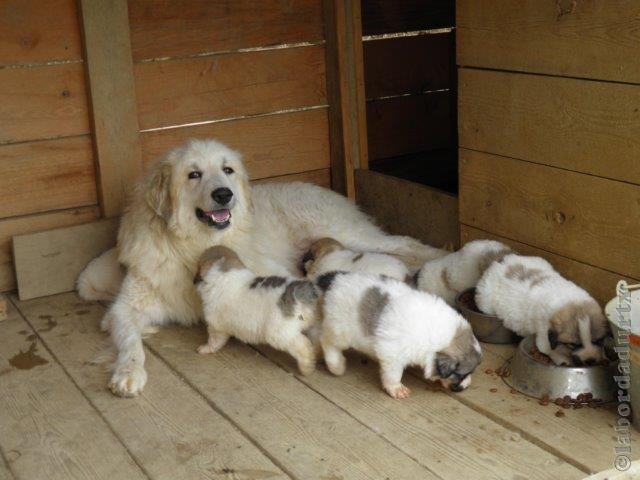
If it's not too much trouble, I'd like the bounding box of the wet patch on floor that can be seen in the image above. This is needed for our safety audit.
[9,342,48,370]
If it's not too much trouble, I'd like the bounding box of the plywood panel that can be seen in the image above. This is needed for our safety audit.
[0,0,82,67]
[0,137,97,219]
[0,63,89,144]
[459,149,640,280]
[141,109,330,179]
[367,92,451,160]
[457,0,640,84]
[361,0,454,35]
[253,168,330,188]
[136,46,327,130]
[364,33,451,98]
[129,0,324,61]
[459,68,640,185]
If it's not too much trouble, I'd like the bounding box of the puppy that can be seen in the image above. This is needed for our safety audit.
[414,240,512,305]
[476,254,608,366]
[303,238,409,282]
[195,246,319,375]
[317,271,482,399]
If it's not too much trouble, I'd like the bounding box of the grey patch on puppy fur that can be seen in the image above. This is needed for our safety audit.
[316,271,346,292]
[410,268,421,287]
[441,269,455,292]
[359,286,389,335]
[278,280,319,317]
[352,253,364,263]
[250,276,287,289]
[478,247,512,275]
[505,264,548,285]
[437,325,482,391]
[198,245,245,279]
[551,300,608,345]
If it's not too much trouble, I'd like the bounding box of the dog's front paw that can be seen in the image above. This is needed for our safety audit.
[109,365,147,397]
[385,384,411,399]
[197,343,215,355]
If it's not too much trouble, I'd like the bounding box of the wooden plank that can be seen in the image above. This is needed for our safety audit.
[361,0,454,35]
[459,149,640,280]
[0,63,88,144]
[356,169,459,250]
[459,68,640,185]
[253,168,331,188]
[324,0,368,198]
[80,0,143,217]
[0,206,100,293]
[12,293,290,480]
[457,0,640,84]
[460,225,635,306]
[258,346,584,479]
[128,0,324,61]
[144,326,437,479]
[141,109,330,179]
[135,46,327,130]
[367,92,451,160]
[13,218,118,300]
[0,0,82,67]
[0,456,12,480]
[0,300,146,480]
[363,33,451,99]
[0,137,97,218]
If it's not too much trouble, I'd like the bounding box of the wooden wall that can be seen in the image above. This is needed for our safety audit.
[457,0,640,304]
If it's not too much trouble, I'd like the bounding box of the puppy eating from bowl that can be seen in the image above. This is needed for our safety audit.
[317,271,482,398]
[195,246,319,375]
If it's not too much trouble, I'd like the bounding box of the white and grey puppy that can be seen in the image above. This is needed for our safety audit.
[476,254,608,366]
[303,237,409,282]
[414,240,512,305]
[195,246,319,375]
[317,271,482,399]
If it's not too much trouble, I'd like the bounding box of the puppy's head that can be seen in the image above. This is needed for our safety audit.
[302,237,344,276]
[434,325,482,392]
[194,246,245,284]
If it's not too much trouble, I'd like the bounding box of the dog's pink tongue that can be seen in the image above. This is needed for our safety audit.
[211,209,230,222]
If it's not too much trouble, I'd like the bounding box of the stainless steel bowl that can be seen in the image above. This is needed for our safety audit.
[503,336,617,402]
[455,288,518,344]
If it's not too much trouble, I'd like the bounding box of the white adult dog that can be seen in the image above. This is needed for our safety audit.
[78,139,446,397]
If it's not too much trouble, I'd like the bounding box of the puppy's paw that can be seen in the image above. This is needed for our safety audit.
[297,358,316,376]
[197,343,215,355]
[109,365,147,397]
[385,384,411,399]
[549,345,574,366]
[326,357,346,376]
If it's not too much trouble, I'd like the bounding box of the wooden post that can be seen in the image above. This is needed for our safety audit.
[324,0,368,199]
[79,0,142,217]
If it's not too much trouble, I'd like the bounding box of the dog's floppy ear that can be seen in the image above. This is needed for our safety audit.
[146,163,172,221]
[435,352,457,378]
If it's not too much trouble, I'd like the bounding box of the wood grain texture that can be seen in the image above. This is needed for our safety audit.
[0,0,82,67]
[0,301,146,480]
[0,206,100,293]
[459,68,640,184]
[361,0,454,35]
[367,91,451,160]
[253,168,330,188]
[460,225,634,306]
[459,149,640,280]
[12,293,289,480]
[0,137,97,218]
[136,45,327,130]
[128,0,324,61]
[363,33,451,99]
[141,109,330,179]
[80,0,143,217]
[0,63,89,144]
[457,0,640,84]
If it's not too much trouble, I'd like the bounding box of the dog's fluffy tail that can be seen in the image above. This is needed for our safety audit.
[77,248,125,302]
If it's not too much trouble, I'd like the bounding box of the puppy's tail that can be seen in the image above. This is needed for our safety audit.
[77,248,125,302]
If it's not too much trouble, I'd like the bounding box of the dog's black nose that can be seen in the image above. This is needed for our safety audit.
[211,188,233,205]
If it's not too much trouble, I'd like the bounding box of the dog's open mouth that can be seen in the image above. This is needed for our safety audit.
[195,208,231,229]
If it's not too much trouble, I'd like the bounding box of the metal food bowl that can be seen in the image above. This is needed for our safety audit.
[455,288,518,344]
[503,336,617,402]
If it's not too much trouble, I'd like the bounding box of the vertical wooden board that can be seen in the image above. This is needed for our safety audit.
[252,168,331,188]
[0,137,98,218]
[129,0,324,61]
[135,46,327,130]
[459,68,640,185]
[356,169,458,250]
[459,149,640,280]
[0,63,89,144]
[12,293,290,480]
[0,458,12,480]
[0,301,146,480]
[457,0,640,84]
[361,0,454,35]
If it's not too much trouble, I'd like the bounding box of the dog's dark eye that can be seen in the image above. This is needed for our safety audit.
[188,171,202,180]
[222,167,234,175]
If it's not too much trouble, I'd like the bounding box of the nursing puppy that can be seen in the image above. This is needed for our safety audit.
[318,271,482,399]
[476,254,608,366]
[303,238,409,281]
[195,246,318,375]
[415,240,512,305]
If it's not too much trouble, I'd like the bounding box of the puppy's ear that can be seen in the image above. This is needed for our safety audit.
[590,310,609,342]
[548,329,559,349]
[435,352,457,378]
[146,164,172,221]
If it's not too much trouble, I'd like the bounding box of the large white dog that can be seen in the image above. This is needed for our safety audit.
[78,139,446,396]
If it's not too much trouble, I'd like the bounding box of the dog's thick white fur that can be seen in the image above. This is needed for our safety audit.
[77,139,447,396]
[415,240,512,305]
[476,254,608,366]
[195,246,318,375]
[303,237,409,281]
[317,271,482,399]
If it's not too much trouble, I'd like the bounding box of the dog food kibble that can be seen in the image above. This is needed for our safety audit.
[538,394,550,406]
[485,368,493,375]
[490,388,498,393]
[555,410,565,418]
[550,394,604,409]
[458,289,480,312]
[529,346,553,365]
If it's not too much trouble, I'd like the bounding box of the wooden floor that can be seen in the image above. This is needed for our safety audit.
[0,292,635,480]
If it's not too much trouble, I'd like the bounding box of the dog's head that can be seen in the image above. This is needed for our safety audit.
[302,237,344,276]
[548,299,608,365]
[145,139,251,235]
[434,325,482,392]
[194,246,246,284]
